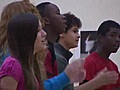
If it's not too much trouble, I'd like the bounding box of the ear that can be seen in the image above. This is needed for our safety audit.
[59,33,64,38]
[43,17,50,25]
[97,34,104,42]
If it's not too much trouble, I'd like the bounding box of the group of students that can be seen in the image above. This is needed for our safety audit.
[0,0,120,90]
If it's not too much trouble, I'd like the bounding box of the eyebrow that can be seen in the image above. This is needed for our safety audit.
[110,31,118,34]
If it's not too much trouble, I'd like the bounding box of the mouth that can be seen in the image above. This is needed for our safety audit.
[76,39,79,42]
[114,44,119,49]
[42,39,48,46]
[64,24,67,28]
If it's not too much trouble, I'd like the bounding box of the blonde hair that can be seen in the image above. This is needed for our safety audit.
[0,1,41,47]
[0,1,45,90]
[35,50,48,81]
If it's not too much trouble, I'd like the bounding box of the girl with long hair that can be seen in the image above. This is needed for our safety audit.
[0,1,42,65]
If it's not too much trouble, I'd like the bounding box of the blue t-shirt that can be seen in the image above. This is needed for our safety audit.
[44,72,70,90]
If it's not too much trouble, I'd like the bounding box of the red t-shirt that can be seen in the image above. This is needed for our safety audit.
[84,52,120,90]
[44,50,58,79]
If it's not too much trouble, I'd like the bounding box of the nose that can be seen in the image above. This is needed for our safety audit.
[42,29,47,37]
[116,36,120,42]
[61,14,66,22]
[62,14,66,19]
[115,36,120,46]
[78,33,81,38]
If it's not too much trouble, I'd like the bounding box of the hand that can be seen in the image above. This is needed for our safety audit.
[64,58,86,83]
[95,67,119,86]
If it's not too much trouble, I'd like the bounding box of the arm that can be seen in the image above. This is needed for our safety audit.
[0,76,18,90]
[0,57,24,90]
[75,68,119,90]
[44,72,70,90]
[56,55,74,90]
[44,60,86,90]
[75,77,102,90]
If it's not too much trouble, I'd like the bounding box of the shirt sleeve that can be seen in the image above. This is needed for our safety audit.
[44,72,70,90]
[0,59,23,82]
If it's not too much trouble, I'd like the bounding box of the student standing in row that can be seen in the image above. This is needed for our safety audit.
[55,12,82,90]
[0,1,41,66]
[84,20,120,90]
[36,2,66,78]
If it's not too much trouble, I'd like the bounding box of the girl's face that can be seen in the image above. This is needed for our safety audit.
[34,21,47,53]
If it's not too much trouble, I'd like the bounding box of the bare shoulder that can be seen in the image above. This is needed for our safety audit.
[0,76,18,90]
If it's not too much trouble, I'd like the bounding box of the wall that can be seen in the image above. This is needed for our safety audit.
[0,0,120,70]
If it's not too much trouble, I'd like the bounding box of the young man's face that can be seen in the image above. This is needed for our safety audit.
[60,25,80,49]
[101,28,120,53]
[46,4,66,34]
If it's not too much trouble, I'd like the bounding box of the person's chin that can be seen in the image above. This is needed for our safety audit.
[42,46,47,50]
[112,49,119,53]
[74,44,78,48]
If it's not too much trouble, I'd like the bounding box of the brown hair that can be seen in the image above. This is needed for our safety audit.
[34,50,48,82]
[0,1,45,90]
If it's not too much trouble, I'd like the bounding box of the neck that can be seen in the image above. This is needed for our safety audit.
[44,26,58,43]
[58,40,70,50]
[96,46,111,60]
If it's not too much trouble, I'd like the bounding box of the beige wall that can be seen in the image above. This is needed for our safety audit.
[0,0,120,70]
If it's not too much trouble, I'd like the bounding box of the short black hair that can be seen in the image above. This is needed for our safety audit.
[97,20,120,36]
[63,12,82,33]
[36,2,51,17]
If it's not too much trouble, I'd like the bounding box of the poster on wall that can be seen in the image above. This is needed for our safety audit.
[80,31,97,58]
